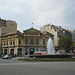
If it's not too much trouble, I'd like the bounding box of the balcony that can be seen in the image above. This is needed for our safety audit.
[24,43,41,46]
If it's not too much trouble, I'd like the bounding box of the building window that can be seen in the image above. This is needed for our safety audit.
[36,39,38,45]
[1,43,2,46]
[1,22,2,24]
[7,42,8,45]
[4,42,5,46]
[13,41,15,45]
[19,40,21,45]
[26,39,28,45]
[10,42,12,45]
[43,40,45,45]
[31,39,33,45]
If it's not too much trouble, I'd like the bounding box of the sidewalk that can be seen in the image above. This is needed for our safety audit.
[12,55,30,60]
[12,57,26,60]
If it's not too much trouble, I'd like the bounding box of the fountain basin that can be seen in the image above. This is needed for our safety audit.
[29,55,72,58]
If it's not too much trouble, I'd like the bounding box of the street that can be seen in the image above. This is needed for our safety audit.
[0,58,75,75]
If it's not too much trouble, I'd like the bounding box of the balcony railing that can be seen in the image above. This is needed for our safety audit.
[2,44,46,47]
[24,44,46,46]
[24,43,40,46]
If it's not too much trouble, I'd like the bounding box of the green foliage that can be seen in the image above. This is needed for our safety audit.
[59,36,73,50]
[71,42,75,48]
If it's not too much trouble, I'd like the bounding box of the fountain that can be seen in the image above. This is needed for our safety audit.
[29,38,72,58]
[47,38,55,55]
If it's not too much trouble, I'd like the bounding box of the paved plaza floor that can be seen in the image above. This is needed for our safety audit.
[0,58,75,75]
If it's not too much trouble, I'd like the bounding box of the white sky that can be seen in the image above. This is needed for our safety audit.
[0,0,75,32]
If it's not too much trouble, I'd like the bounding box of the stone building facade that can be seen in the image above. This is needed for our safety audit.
[0,30,24,56]
[0,27,54,56]
[40,24,72,49]
[67,30,75,41]
[23,27,54,54]
[0,18,17,36]
[0,18,17,54]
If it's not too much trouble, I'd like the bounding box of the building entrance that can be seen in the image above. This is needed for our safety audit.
[29,48,35,55]
[18,48,22,56]
[4,49,7,55]
[10,49,14,56]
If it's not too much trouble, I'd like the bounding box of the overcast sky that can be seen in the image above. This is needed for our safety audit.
[0,0,75,32]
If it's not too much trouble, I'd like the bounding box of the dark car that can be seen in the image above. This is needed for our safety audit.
[2,54,12,59]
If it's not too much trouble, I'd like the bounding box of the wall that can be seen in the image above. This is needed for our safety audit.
[1,20,17,35]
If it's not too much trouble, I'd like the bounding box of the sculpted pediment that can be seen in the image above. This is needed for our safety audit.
[24,27,41,35]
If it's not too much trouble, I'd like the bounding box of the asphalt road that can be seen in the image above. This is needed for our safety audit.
[0,58,75,75]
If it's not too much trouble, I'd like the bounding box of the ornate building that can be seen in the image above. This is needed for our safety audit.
[0,30,24,56]
[23,27,54,54]
[0,27,54,56]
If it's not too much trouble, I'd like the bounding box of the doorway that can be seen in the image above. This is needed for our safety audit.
[29,48,35,55]
[10,49,14,56]
[18,48,22,56]
[4,49,7,55]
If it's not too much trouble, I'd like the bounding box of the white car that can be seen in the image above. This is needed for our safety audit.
[2,54,12,59]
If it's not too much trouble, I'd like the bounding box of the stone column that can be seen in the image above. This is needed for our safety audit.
[8,48,10,55]
[22,47,25,56]
[3,48,4,54]
[15,47,18,56]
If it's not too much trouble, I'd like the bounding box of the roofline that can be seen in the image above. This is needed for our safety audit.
[41,31,54,36]
[23,27,41,32]
[2,30,22,37]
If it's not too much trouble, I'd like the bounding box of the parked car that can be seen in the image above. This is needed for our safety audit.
[2,54,12,59]
[34,51,46,55]
[56,50,66,55]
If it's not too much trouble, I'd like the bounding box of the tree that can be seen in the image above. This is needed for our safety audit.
[71,42,75,49]
[59,36,73,51]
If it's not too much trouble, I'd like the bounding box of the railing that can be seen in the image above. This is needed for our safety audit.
[24,44,46,46]
[24,44,40,46]
[2,44,46,47]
